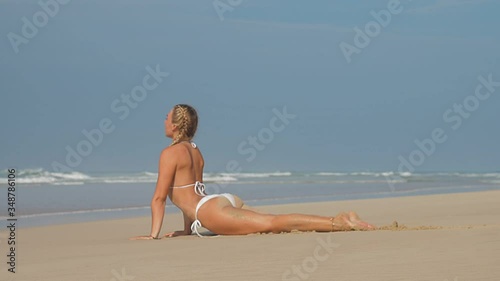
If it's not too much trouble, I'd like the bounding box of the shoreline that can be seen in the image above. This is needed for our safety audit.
[3,181,499,228]
[13,189,500,230]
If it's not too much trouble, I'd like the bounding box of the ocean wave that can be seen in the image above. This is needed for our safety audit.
[351,172,383,177]
[102,178,157,184]
[220,172,293,178]
[17,168,45,176]
[11,169,92,185]
[51,172,91,180]
[255,180,405,185]
[2,168,498,187]
[316,171,410,178]
[453,172,500,178]
[204,175,239,182]
[315,172,349,176]
[0,168,244,186]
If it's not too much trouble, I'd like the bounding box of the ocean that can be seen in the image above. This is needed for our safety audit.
[0,169,499,227]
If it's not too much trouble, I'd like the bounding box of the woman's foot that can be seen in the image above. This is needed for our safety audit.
[347,211,376,230]
[330,212,376,232]
[331,212,356,231]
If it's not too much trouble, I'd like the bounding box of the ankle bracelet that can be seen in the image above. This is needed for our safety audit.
[330,217,336,231]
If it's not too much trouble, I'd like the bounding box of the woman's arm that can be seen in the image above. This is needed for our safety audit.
[131,148,176,240]
[150,149,176,238]
[182,212,193,234]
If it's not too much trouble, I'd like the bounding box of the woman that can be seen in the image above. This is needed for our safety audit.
[131,104,374,240]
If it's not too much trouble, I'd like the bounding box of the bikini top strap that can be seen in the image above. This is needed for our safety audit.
[194,181,207,196]
[172,181,206,196]
[173,183,195,189]
[180,140,197,149]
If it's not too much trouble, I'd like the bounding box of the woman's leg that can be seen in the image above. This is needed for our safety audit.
[200,197,374,235]
[232,194,257,211]
[262,211,374,233]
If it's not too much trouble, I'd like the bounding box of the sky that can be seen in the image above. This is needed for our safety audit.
[1,0,499,173]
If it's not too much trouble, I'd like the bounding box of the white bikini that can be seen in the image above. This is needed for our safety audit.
[172,142,237,237]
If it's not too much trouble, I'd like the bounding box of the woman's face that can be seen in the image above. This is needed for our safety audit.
[164,109,176,138]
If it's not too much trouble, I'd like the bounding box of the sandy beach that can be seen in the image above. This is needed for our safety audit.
[1,190,499,281]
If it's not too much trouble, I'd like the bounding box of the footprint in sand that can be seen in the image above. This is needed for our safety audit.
[375,220,443,231]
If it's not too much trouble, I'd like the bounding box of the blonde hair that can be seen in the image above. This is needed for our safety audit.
[170,104,198,146]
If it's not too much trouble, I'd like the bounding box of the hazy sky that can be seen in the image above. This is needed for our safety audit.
[1,0,499,173]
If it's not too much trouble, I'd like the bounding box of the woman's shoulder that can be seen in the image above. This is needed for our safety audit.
[160,143,193,159]
[160,145,180,156]
[161,144,203,172]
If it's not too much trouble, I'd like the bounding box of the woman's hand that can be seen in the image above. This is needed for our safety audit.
[163,230,189,238]
[129,235,160,240]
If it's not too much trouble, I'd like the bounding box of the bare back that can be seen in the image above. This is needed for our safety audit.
[167,142,205,219]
